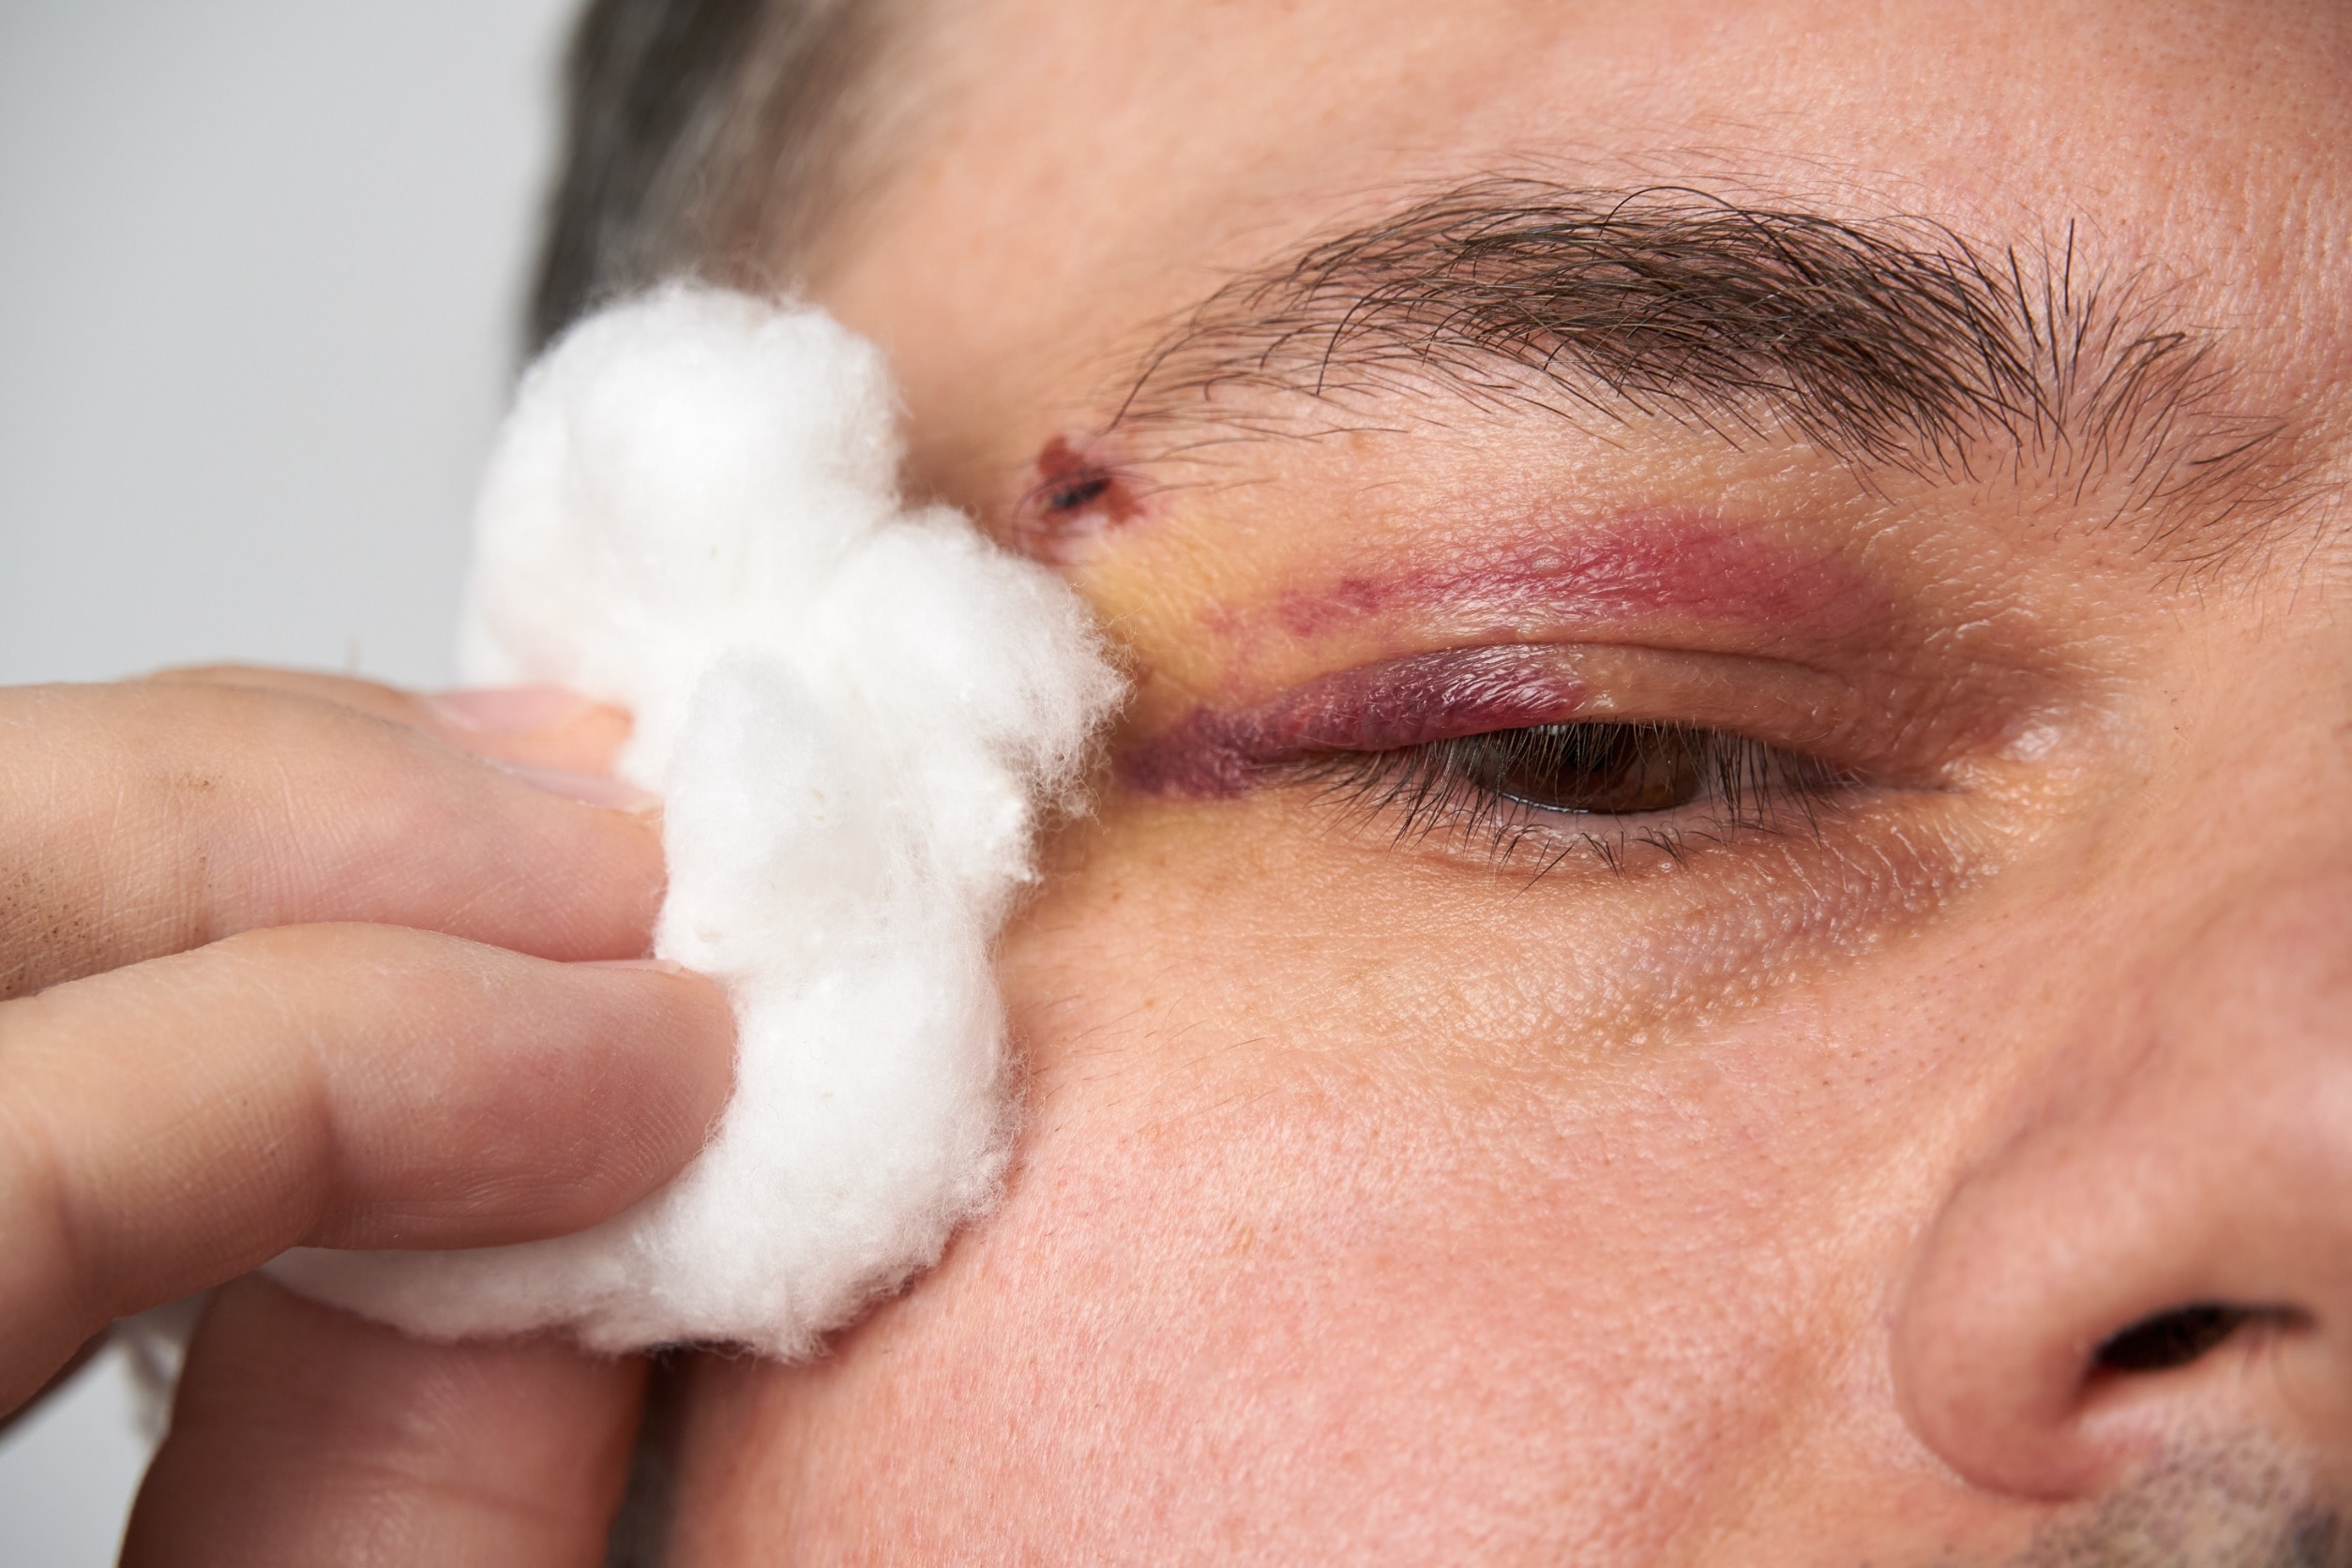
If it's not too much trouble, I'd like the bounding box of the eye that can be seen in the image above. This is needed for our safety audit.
[1444,722,1711,814]
[1282,719,1853,871]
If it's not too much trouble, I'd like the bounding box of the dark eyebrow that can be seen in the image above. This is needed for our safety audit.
[1105,180,2293,560]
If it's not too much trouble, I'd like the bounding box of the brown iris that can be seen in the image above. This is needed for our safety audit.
[1444,722,1711,814]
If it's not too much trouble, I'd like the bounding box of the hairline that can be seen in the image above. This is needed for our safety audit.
[532,0,909,354]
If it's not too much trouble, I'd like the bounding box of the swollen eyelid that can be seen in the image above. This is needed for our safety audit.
[1123,647,1591,798]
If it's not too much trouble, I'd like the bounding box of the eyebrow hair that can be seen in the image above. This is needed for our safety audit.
[1106,180,2295,562]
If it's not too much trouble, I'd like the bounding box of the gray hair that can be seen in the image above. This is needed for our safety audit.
[530,0,898,351]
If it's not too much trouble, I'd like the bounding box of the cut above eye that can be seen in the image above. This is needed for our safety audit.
[1284,720,1853,868]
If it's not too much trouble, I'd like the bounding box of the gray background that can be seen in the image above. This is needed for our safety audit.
[0,0,577,1559]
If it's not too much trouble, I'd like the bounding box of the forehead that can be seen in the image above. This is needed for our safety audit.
[815,0,2352,492]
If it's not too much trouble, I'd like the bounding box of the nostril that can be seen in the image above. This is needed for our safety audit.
[2092,1304,2253,1375]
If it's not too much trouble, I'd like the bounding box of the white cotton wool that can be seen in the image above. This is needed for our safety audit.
[270,285,1123,1355]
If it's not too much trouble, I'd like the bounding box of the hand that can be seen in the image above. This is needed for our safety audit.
[0,668,733,1563]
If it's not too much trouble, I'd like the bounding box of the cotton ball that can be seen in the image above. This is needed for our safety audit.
[820,512,1123,786]
[460,285,911,779]
[654,657,896,972]
[808,517,1122,899]
[270,286,1123,1355]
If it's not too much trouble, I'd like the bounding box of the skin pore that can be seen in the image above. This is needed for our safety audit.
[614,0,2352,1561]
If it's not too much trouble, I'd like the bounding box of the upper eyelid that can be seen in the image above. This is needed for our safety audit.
[1121,641,1905,803]
[1293,721,1848,814]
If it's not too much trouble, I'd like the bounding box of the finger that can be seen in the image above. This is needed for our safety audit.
[0,1329,105,1440]
[0,924,733,1410]
[0,679,664,999]
[126,1277,643,1568]
[149,665,635,775]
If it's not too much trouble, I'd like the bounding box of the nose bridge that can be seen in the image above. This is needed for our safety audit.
[2087,859,2352,1305]
[2125,855,2352,1191]
[1891,855,2352,1500]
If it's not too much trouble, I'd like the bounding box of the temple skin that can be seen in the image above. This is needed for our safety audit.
[651,2,2352,1563]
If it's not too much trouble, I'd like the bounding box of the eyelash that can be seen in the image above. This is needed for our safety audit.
[1280,721,1853,873]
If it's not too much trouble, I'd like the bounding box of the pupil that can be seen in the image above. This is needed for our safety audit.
[1470,723,1707,814]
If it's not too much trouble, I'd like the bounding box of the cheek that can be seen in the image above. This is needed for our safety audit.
[673,1082,1789,1561]
[664,795,1998,1564]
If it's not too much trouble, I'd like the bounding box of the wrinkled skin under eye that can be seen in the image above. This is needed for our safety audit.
[1286,721,1853,864]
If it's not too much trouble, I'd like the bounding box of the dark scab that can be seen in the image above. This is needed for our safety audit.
[1045,474,1112,511]
[1017,435,1140,559]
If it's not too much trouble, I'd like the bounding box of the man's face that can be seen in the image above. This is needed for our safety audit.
[661,3,2352,1560]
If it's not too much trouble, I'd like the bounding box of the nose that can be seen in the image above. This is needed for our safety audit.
[1891,862,2352,1500]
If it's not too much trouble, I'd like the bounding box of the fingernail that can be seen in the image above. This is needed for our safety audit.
[428,686,596,734]
[579,957,695,975]
[497,760,662,814]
